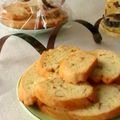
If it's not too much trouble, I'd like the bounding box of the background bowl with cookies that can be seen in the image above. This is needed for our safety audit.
[0,0,69,35]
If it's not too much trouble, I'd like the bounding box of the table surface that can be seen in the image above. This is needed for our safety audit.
[0,0,120,120]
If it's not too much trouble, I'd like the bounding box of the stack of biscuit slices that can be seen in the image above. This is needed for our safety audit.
[18,45,120,120]
[0,0,68,29]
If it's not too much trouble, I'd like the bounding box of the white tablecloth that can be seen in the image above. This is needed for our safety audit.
[0,0,120,120]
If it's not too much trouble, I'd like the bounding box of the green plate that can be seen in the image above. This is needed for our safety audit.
[20,103,55,120]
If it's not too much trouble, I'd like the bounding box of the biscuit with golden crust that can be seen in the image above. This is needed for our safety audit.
[41,84,120,120]
[36,45,80,77]
[18,61,46,106]
[35,76,97,110]
[90,49,120,84]
[59,51,97,84]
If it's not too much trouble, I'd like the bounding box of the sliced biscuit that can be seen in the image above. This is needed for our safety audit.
[41,84,120,120]
[90,49,120,84]
[59,51,97,84]
[35,75,96,110]
[18,61,46,106]
[37,45,80,77]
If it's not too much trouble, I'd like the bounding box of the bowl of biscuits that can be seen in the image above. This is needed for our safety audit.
[17,45,120,120]
[0,0,68,34]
